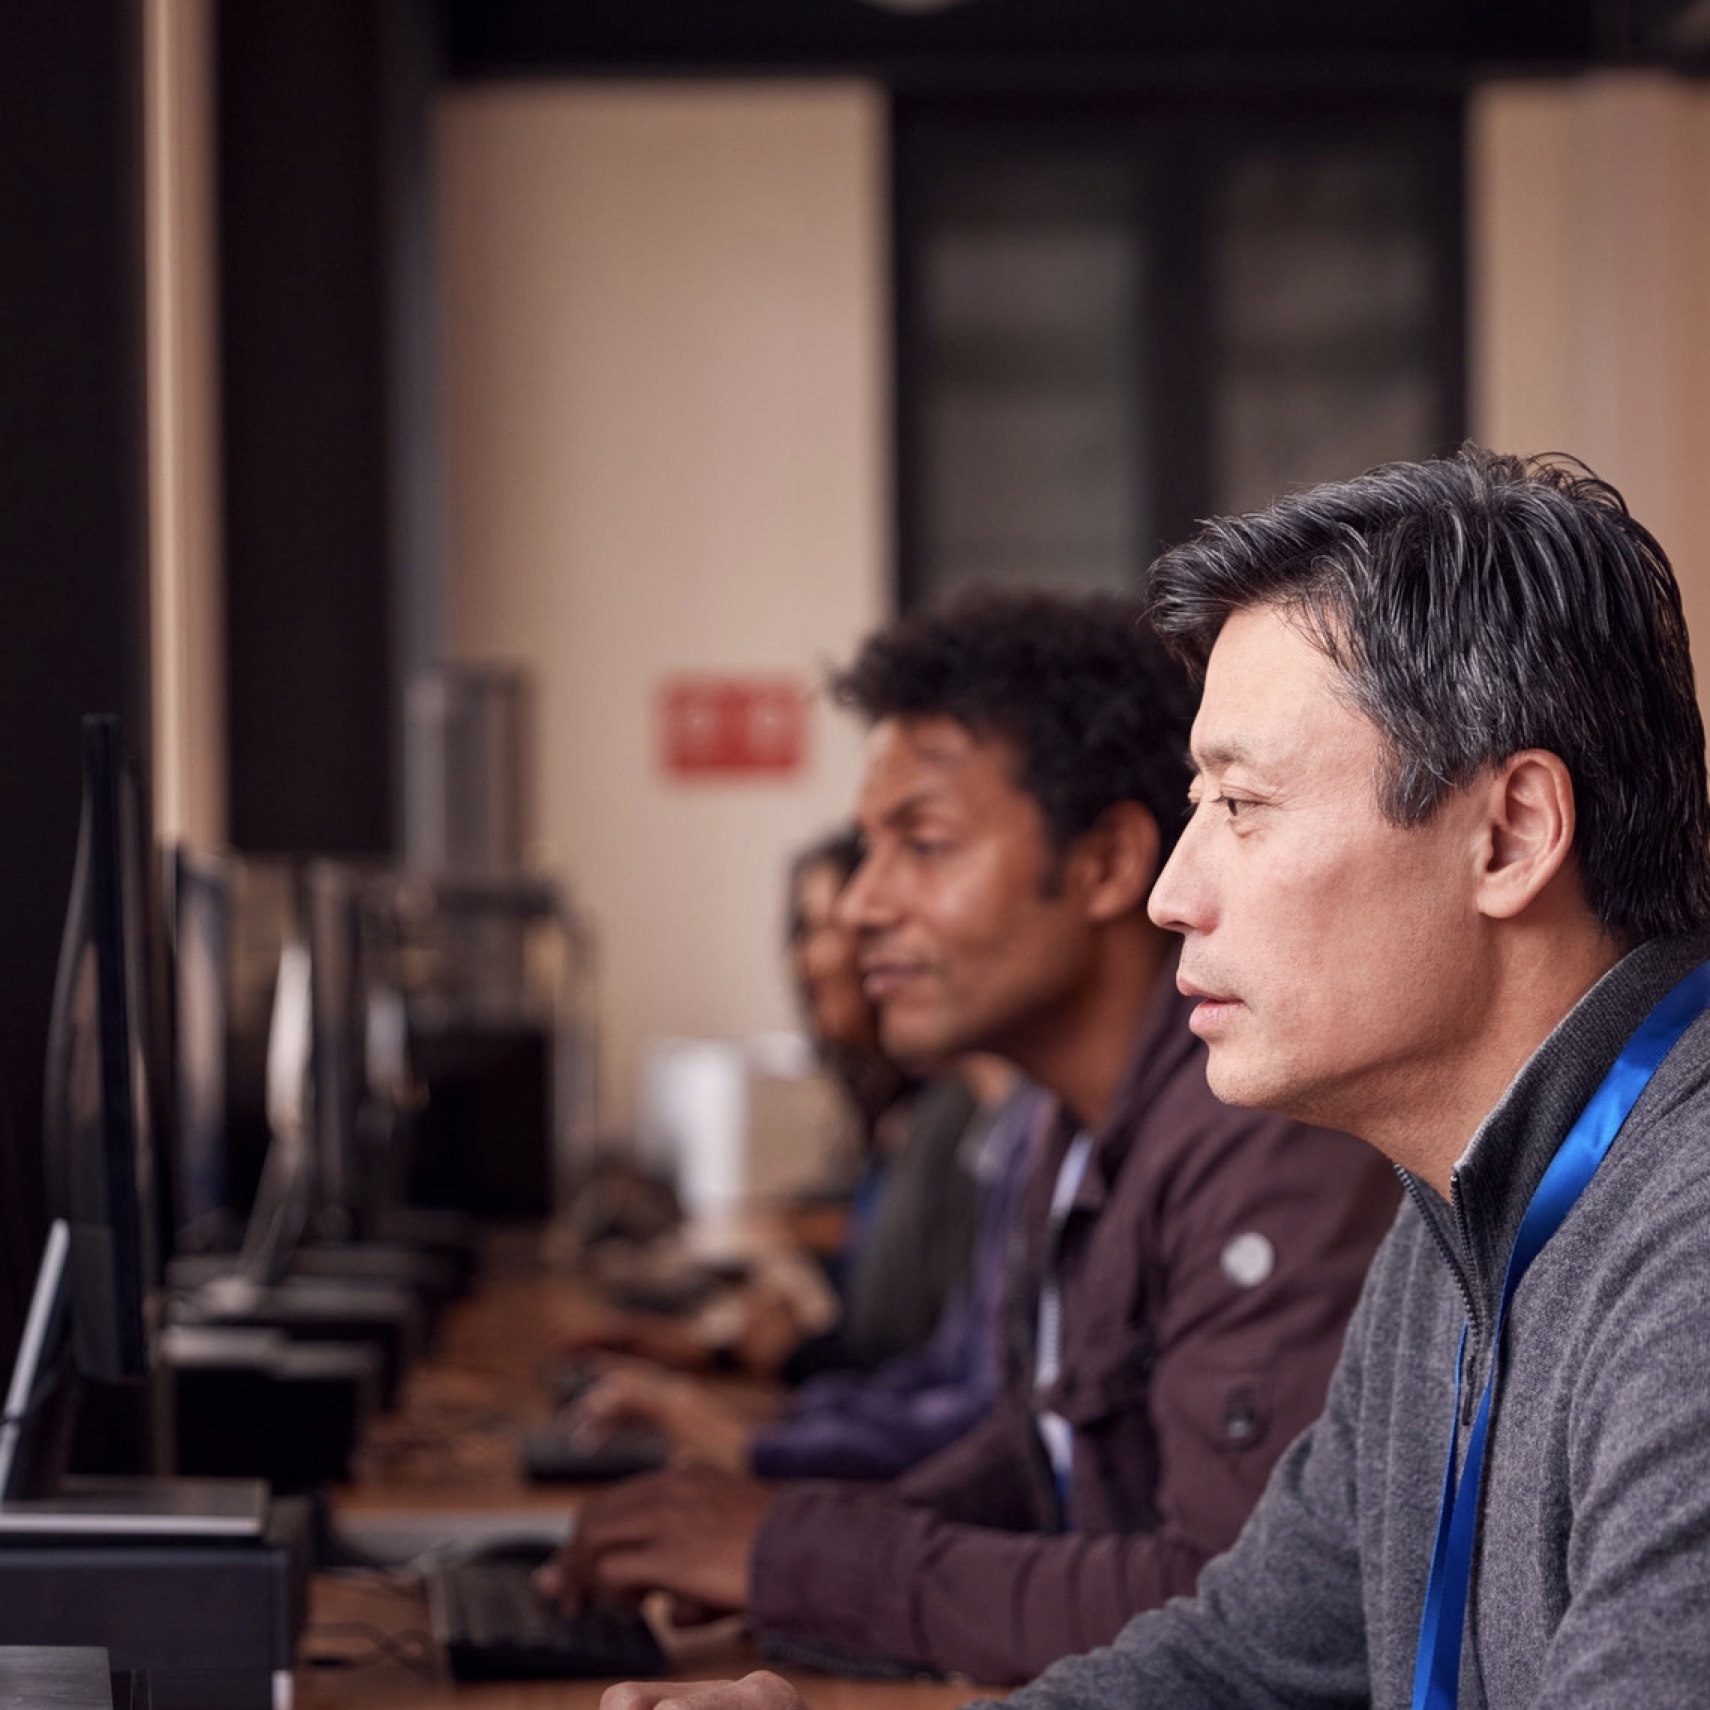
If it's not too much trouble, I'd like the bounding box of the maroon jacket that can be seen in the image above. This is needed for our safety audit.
[748,971,1399,1684]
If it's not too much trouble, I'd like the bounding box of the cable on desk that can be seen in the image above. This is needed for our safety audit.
[300,1621,439,1674]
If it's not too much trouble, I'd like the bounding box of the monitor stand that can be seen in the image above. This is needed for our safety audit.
[167,1262,423,1405]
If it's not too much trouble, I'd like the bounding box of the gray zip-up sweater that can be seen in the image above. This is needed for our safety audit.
[994,930,1710,1710]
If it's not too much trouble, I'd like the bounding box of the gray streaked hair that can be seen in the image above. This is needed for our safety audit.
[1145,445,1710,941]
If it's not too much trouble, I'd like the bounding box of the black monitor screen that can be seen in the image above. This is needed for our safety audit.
[42,716,162,1386]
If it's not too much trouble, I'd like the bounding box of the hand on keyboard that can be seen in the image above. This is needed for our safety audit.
[534,1465,770,1620]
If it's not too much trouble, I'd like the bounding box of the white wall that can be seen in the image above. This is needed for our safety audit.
[1471,72,1710,705]
[437,82,890,1132]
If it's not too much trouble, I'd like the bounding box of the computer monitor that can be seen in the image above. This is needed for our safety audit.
[0,1220,72,1499]
[166,855,428,1293]
[0,717,165,1498]
[163,852,322,1284]
[306,860,369,1240]
[168,847,233,1255]
[233,922,316,1290]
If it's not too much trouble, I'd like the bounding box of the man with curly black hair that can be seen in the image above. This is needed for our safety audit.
[545,590,1396,1683]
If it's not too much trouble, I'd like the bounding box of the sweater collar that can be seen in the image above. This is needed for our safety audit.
[1403,928,1710,1332]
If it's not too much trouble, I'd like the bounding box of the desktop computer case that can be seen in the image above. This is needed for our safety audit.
[0,1497,308,1710]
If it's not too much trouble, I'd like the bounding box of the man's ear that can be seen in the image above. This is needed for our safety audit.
[1072,802,1162,924]
[1476,749,1577,921]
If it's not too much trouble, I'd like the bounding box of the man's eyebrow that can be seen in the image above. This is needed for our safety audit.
[879,785,952,827]
[1188,736,1257,772]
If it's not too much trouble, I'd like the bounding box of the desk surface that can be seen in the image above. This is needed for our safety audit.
[299,1573,983,1710]
[311,1238,995,1710]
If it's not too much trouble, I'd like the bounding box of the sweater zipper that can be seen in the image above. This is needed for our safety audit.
[1397,1166,1487,1426]
[1448,1171,1492,1427]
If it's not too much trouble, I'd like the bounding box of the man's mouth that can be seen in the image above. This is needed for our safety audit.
[1178,974,1242,1030]
[861,960,924,1002]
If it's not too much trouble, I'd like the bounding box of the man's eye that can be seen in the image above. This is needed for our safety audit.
[1184,793,1241,821]
[907,837,952,858]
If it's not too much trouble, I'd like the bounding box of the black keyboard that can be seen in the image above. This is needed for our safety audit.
[425,1547,669,1681]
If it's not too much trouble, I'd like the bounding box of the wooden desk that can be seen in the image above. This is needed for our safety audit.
[299,1574,983,1710]
[309,1238,996,1710]
[335,1266,580,1517]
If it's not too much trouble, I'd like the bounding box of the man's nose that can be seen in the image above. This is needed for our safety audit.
[835,851,884,931]
[1147,825,1205,936]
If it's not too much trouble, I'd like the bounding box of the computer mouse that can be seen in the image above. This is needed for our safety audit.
[521,1424,669,1484]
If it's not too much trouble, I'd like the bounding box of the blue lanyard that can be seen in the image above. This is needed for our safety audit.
[1411,958,1710,1710]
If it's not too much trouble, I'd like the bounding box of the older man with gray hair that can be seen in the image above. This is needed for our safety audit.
[603,446,1710,1710]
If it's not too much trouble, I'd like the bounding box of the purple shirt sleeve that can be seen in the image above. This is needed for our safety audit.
[749,1088,1043,1483]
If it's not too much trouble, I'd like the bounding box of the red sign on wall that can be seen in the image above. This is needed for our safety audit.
[659,676,809,777]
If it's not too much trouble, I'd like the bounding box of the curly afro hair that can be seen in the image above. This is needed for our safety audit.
[832,587,1196,861]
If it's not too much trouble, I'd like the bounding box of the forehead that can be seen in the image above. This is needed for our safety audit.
[1194,606,1385,780]
[857,716,1031,817]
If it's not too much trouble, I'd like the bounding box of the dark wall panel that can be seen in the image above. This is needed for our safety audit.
[219,1,397,857]
[0,4,150,1367]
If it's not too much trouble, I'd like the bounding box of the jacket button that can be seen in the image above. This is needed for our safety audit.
[1224,1388,1262,1442]
[1221,1231,1276,1288]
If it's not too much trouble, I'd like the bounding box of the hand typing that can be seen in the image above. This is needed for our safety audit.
[573,1364,755,1474]
[536,1464,774,1619]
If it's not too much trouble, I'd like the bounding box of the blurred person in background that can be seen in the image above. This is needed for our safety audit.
[570,1063,1040,1479]
[566,826,983,1387]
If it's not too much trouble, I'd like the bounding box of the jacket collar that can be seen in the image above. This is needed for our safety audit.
[1039,949,1196,1217]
